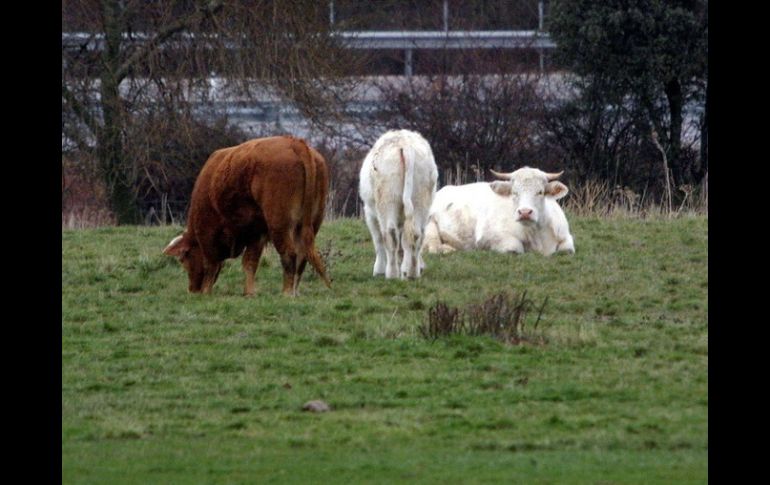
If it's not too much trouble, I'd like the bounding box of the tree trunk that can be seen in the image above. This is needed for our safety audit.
[664,78,684,186]
[97,124,138,224]
[99,0,140,224]
[697,80,708,182]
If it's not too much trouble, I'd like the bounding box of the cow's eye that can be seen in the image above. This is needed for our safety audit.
[538,190,544,195]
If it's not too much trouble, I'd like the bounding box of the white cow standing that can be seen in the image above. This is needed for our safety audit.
[422,167,575,256]
[359,130,439,279]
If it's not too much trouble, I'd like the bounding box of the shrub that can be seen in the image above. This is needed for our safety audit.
[420,291,548,345]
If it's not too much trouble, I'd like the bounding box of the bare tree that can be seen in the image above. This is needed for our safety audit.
[373,49,547,186]
[62,0,366,224]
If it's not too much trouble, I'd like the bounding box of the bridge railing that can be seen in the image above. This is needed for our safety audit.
[63,29,555,76]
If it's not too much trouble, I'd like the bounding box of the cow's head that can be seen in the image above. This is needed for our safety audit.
[489,167,569,225]
[163,231,206,293]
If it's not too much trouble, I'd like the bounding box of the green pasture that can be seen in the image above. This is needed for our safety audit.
[62,216,708,484]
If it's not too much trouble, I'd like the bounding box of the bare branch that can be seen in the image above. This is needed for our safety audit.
[114,1,224,83]
[62,82,101,138]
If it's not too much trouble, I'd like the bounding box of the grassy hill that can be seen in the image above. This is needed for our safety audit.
[62,216,708,484]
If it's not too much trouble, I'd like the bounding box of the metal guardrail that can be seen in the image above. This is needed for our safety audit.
[62,30,554,50]
[336,30,554,74]
[63,29,555,75]
[336,30,554,50]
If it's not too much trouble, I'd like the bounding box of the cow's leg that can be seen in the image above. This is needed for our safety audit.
[421,216,442,254]
[242,236,268,296]
[400,238,413,279]
[293,259,308,296]
[488,237,525,254]
[294,219,323,295]
[364,205,386,276]
[556,234,575,254]
[280,254,297,297]
[383,224,401,279]
[414,217,427,276]
[400,222,421,279]
[415,230,426,276]
[271,230,298,296]
[424,216,461,254]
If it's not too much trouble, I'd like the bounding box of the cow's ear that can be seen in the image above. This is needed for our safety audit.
[163,235,190,258]
[489,181,512,197]
[545,181,569,200]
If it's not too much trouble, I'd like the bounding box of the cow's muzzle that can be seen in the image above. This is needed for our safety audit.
[516,208,536,223]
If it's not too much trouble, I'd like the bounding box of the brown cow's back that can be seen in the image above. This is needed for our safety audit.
[166,136,330,295]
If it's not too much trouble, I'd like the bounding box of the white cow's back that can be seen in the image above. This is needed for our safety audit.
[360,130,436,213]
[359,130,438,278]
[425,182,522,252]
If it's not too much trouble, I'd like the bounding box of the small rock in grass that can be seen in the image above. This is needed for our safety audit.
[302,400,331,413]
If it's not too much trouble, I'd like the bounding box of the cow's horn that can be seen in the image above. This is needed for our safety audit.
[490,169,514,180]
[545,171,564,181]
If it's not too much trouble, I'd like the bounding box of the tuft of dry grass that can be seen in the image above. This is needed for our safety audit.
[420,291,548,345]
[562,179,708,219]
[62,208,116,229]
[422,302,464,339]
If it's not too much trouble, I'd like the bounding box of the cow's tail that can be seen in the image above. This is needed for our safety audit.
[400,147,416,244]
[296,139,331,288]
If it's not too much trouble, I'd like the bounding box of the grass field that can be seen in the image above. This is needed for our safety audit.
[62,215,708,484]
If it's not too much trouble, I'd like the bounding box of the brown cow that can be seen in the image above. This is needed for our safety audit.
[163,136,331,296]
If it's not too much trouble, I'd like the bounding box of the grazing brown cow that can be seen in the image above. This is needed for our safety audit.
[163,136,331,296]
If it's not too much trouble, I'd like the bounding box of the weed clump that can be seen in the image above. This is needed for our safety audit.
[420,291,548,345]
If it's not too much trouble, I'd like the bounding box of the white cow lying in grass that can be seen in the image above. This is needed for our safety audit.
[359,129,438,279]
[422,167,575,255]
